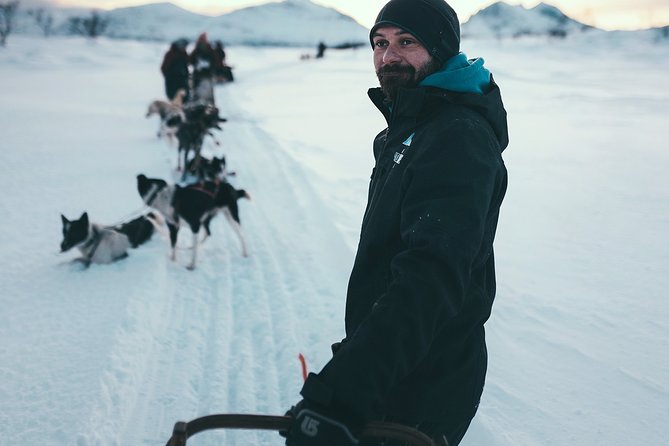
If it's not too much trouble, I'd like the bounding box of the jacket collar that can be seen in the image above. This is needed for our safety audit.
[368,87,428,125]
[368,79,509,152]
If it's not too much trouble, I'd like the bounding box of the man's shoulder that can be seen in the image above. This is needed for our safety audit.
[420,86,508,149]
[414,102,503,161]
[419,104,492,144]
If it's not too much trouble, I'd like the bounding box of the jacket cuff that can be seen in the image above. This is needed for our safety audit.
[300,372,334,407]
[331,337,348,355]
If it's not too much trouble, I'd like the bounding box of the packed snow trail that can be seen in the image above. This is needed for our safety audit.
[0,40,351,446]
[76,85,354,445]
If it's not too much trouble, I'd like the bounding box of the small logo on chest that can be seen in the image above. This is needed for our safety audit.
[394,132,415,165]
[402,132,415,147]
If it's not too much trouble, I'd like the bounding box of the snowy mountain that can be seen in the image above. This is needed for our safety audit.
[12,0,369,47]
[211,0,367,47]
[104,3,211,42]
[462,1,596,38]
[10,1,666,46]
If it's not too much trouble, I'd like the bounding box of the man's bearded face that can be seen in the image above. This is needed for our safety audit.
[376,58,441,100]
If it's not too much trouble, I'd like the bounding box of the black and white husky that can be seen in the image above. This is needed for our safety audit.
[136,174,250,270]
[185,155,228,181]
[60,212,159,266]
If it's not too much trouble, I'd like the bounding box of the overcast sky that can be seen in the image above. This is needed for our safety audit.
[33,0,669,30]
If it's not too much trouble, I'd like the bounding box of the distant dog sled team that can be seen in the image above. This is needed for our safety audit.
[61,32,248,270]
[160,32,234,105]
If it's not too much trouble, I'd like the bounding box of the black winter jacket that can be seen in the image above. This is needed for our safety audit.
[301,80,509,426]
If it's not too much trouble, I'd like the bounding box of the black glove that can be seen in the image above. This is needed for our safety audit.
[283,400,361,446]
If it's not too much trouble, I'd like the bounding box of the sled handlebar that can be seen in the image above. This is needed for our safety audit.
[165,414,435,446]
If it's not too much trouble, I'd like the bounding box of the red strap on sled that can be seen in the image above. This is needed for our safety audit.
[298,353,308,382]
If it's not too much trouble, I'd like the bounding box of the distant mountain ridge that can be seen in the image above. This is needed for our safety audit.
[13,0,369,47]
[11,0,669,45]
[461,1,668,42]
[461,1,596,38]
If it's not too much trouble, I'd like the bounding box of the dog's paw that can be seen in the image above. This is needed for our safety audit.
[68,258,91,270]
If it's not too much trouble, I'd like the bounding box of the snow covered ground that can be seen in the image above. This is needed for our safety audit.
[0,35,667,445]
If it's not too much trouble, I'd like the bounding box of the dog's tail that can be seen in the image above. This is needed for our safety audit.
[145,212,171,240]
[237,189,251,202]
[145,102,157,118]
[114,212,162,248]
[146,211,165,228]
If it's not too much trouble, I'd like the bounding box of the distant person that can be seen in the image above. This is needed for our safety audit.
[189,32,219,103]
[281,1,509,446]
[214,40,234,83]
[160,39,189,101]
[316,41,326,58]
[214,40,227,64]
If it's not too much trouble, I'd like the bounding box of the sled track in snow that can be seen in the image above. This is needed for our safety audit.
[78,85,351,445]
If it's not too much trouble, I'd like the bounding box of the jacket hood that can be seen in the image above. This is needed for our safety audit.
[420,53,491,95]
[434,78,509,151]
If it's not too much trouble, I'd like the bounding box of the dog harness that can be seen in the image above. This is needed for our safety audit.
[80,226,103,261]
[187,180,221,199]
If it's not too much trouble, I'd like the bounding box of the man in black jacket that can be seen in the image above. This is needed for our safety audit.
[284,1,508,445]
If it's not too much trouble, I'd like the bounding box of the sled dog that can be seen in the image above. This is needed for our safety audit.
[136,174,250,270]
[185,155,228,181]
[60,212,159,266]
[146,89,187,143]
[176,102,226,177]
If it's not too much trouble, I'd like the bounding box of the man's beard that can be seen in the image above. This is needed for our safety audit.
[376,58,441,101]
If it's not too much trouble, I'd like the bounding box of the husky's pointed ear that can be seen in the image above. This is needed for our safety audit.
[61,214,69,225]
[81,212,89,225]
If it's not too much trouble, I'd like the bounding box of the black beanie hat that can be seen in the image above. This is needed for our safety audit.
[369,0,460,63]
